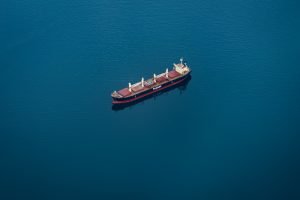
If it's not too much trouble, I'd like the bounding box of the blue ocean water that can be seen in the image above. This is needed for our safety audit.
[1,0,300,199]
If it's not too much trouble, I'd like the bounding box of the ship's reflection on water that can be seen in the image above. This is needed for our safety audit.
[111,75,192,111]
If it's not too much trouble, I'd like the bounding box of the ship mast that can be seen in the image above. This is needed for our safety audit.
[153,73,157,83]
[128,82,132,92]
[180,57,183,65]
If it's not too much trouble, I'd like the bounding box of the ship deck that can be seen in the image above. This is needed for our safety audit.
[113,70,182,98]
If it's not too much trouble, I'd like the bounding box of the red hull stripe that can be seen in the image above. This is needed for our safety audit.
[112,76,187,104]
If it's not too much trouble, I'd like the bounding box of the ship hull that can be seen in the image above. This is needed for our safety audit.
[112,72,191,104]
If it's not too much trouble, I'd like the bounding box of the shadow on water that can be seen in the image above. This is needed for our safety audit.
[111,75,192,111]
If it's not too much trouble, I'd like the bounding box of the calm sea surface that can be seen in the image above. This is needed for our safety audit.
[1,0,300,199]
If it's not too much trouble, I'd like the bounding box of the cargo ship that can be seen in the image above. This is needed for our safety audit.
[111,58,191,104]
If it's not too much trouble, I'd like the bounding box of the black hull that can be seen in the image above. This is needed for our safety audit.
[112,75,192,111]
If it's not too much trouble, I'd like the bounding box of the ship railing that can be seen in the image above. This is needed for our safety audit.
[131,82,141,87]
[156,72,167,78]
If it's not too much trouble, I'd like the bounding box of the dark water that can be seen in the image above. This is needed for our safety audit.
[1,0,300,199]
